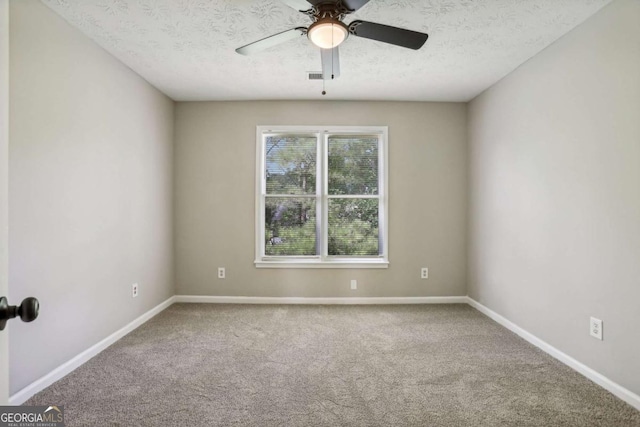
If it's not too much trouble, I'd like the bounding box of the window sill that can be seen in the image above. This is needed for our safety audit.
[254,259,389,269]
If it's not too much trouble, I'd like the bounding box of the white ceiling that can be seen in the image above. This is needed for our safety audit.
[42,0,612,102]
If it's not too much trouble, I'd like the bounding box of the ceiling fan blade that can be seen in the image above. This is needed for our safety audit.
[349,20,428,50]
[236,27,307,55]
[280,0,313,11]
[342,0,370,12]
[321,47,340,80]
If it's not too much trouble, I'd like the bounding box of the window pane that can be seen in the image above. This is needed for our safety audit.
[266,135,316,195]
[328,136,378,195]
[265,197,317,256]
[328,198,379,256]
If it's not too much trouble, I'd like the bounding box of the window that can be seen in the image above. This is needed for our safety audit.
[255,126,388,268]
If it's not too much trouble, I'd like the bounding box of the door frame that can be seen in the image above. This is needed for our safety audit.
[1,0,10,405]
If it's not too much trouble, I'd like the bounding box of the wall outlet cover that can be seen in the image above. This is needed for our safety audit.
[590,317,603,340]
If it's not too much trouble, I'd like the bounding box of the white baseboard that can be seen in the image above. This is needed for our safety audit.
[466,297,640,411]
[9,296,176,405]
[173,295,468,305]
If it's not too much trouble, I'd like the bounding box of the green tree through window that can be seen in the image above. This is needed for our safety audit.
[265,135,317,256]
[328,136,379,256]
[257,127,388,266]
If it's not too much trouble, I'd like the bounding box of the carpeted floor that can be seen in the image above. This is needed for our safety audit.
[26,304,640,426]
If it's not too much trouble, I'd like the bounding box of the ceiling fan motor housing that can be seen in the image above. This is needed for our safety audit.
[307,1,353,19]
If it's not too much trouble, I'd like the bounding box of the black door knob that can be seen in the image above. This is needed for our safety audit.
[0,296,40,331]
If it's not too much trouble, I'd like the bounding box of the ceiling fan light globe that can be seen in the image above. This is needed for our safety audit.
[308,21,348,49]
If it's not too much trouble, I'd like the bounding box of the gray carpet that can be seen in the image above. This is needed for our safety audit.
[26,304,640,426]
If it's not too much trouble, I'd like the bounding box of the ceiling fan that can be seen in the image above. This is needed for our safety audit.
[235,0,429,81]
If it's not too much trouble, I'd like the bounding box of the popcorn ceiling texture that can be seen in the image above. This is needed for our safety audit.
[41,0,611,101]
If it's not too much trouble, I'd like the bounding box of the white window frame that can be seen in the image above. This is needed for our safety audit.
[255,125,389,269]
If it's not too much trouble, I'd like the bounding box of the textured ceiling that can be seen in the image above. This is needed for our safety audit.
[42,0,612,101]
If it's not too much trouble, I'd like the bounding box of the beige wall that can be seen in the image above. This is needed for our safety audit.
[175,101,467,297]
[9,0,174,394]
[468,0,640,396]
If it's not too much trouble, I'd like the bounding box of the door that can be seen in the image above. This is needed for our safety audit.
[1,0,10,405]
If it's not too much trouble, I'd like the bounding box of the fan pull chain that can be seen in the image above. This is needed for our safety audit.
[331,24,335,80]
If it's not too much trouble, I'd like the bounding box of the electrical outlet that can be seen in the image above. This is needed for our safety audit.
[350,279,357,290]
[590,317,603,340]
[218,267,225,279]
[132,283,139,298]
[421,268,428,279]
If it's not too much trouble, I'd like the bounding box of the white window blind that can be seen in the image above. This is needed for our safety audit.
[327,135,381,256]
